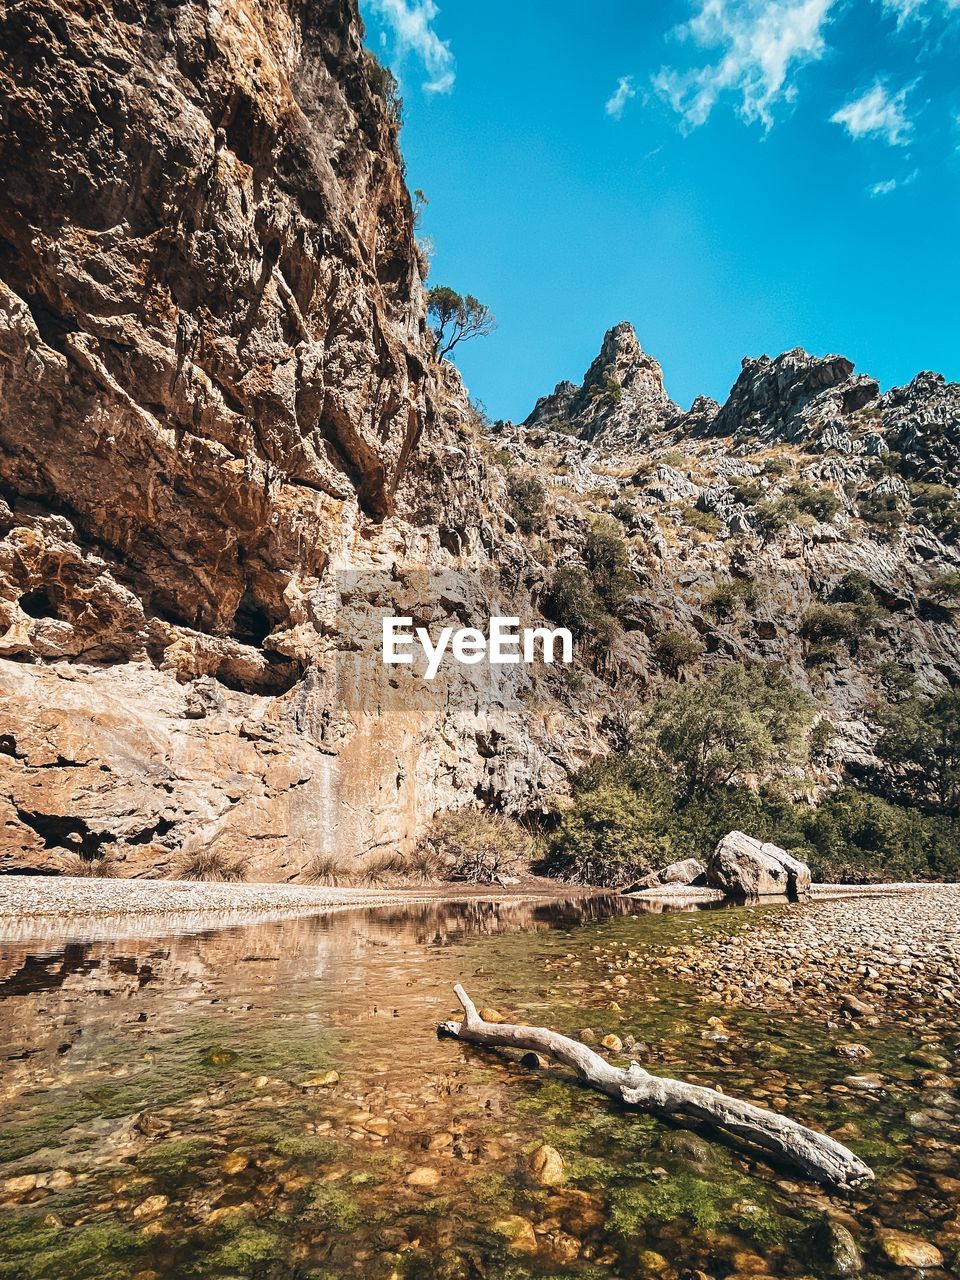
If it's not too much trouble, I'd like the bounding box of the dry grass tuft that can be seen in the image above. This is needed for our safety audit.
[301,852,346,886]
[175,849,246,882]
[58,852,119,878]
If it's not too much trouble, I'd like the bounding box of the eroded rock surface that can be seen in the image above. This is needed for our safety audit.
[0,0,594,875]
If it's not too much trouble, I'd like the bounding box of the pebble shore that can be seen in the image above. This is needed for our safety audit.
[0,874,429,920]
[649,884,960,1020]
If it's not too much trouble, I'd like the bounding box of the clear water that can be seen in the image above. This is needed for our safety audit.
[0,896,956,1279]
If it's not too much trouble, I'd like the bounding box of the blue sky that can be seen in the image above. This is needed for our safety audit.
[360,0,960,421]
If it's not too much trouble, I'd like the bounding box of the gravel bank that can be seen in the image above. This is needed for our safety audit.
[0,875,431,921]
[648,884,960,1022]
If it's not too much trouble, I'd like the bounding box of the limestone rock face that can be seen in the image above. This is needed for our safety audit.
[0,0,594,875]
[707,349,880,446]
[525,322,680,446]
[707,831,811,900]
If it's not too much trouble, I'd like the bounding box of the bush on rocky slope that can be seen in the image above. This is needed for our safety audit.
[543,667,960,886]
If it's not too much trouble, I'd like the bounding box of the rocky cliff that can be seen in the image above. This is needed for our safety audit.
[0,0,588,877]
[498,323,960,771]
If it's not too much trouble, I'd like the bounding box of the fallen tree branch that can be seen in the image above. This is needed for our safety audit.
[438,984,874,1191]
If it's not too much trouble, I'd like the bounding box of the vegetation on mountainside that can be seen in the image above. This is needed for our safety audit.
[506,470,547,533]
[542,518,633,652]
[363,52,403,125]
[427,286,496,358]
[542,662,960,887]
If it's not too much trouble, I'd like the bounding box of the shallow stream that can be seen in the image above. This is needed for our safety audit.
[0,896,957,1279]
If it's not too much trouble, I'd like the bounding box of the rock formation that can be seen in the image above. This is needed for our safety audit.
[706,831,812,900]
[0,0,591,876]
[495,325,960,773]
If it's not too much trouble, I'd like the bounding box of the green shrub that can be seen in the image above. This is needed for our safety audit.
[874,689,960,815]
[546,783,672,887]
[801,789,960,882]
[704,578,760,619]
[583,517,633,611]
[637,663,816,799]
[544,767,960,887]
[858,490,903,528]
[909,482,960,535]
[506,471,547,534]
[729,478,764,505]
[653,628,703,676]
[681,506,723,534]
[785,481,842,522]
[543,566,606,641]
[800,603,861,650]
[754,496,799,533]
[762,455,792,477]
[927,570,960,603]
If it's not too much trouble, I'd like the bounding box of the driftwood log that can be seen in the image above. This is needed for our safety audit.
[438,984,874,1191]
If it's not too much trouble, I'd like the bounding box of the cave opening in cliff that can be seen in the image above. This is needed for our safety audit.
[231,589,278,648]
[18,587,60,620]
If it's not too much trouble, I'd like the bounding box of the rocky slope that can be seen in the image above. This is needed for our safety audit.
[496,323,960,771]
[0,0,588,877]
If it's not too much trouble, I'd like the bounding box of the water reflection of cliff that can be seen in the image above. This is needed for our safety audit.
[0,894,723,1091]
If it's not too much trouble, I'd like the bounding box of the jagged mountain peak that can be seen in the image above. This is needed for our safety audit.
[524,321,679,444]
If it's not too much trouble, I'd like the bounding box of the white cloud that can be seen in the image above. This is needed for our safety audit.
[367,0,455,94]
[605,76,638,120]
[878,0,960,26]
[868,167,919,195]
[653,0,836,131]
[830,81,914,145]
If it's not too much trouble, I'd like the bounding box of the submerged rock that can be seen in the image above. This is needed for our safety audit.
[801,1217,863,1276]
[527,1144,565,1186]
[877,1232,943,1269]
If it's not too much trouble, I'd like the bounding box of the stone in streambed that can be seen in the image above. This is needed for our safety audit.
[626,859,707,893]
[405,1166,441,1189]
[493,1214,539,1253]
[833,1043,872,1061]
[841,994,876,1017]
[301,1070,339,1088]
[877,1232,943,1269]
[707,831,811,900]
[527,1144,565,1186]
[657,1130,714,1166]
[800,1217,863,1276]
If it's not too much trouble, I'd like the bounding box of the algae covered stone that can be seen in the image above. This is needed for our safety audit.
[527,1144,565,1186]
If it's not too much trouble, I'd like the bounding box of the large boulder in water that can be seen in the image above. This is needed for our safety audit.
[627,858,707,893]
[707,831,811,901]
